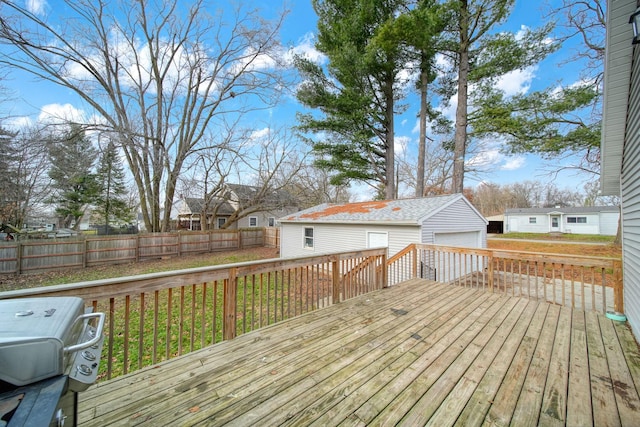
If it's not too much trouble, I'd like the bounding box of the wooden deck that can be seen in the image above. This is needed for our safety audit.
[78,279,640,426]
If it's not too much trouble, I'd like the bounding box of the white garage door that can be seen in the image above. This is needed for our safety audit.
[434,231,479,247]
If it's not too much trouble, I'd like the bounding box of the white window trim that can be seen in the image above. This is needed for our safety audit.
[303,226,314,249]
[249,216,258,227]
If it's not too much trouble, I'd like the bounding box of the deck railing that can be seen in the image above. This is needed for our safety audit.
[387,243,623,314]
[0,248,387,380]
[0,243,623,382]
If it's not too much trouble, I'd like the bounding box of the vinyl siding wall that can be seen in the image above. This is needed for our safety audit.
[505,212,619,235]
[279,222,421,259]
[621,33,640,338]
[421,198,487,247]
[599,211,621,236]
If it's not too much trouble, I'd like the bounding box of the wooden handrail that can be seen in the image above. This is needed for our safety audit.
[0,248,387,381]
[386,243,623,315]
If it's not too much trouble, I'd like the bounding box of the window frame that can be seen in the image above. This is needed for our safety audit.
[528,217,537,224]
[567,216,587,224]
[303,227,314,249]
[248,216,258,227]
[216,217,226,229]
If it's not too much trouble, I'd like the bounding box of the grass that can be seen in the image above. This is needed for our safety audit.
[491,232,616,243]
[0,247,279,292]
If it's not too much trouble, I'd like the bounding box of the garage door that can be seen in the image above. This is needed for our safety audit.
[434,231,479,247]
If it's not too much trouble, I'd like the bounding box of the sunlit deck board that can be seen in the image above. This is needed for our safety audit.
[78,279,640,426]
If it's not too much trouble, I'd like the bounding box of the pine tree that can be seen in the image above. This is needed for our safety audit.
[47,125,99,229]
[95,140,133,233]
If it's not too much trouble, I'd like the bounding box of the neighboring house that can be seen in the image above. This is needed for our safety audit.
[601,0,640,338]
[177,184,298,230]
[279,194,487,260]
[504,207,619,235]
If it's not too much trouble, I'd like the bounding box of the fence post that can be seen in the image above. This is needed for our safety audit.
[238,230,242,249]
[332,256,341,304]
[613,259,624,313]
[16,242,22,275]
[83,238,88,268]
[136,234,140,262]
[223,266,238,341]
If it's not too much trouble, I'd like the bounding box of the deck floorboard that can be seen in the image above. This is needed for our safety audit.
[78,279,640,426]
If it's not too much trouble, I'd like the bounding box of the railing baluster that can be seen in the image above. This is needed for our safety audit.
[153,290,159,363]
[123,295,130,375]
[201,283,206,348]
[138,293,145,369]
[166,288,172,358]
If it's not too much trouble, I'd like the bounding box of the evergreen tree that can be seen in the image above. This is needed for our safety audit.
[439,0,557,192]
[48,125,99,229]
[295,0,409,199]
[95,140,133,233]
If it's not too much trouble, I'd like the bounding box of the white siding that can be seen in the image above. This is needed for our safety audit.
[621,39,640,338]
[505,215,550,233]
[280,223,420,258]
[599,211,620,236]
[421,198,487,248]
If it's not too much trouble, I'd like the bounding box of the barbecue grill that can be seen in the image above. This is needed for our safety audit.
[0,297,105,426]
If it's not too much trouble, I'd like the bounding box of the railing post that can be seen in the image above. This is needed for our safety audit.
[332,256,341,304]
[412,244,417,279]
[381,253,388,289]
[223,267,238,340]
[488,253,494,292]
[613,259,624,313]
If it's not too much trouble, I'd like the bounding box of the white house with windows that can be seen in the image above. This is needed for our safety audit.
[504,207,619,235]
[278,194,487,259]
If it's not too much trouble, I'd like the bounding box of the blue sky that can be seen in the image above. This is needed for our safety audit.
[5,0,598,199]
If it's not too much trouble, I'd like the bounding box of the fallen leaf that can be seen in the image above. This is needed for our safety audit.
[189,406,200,413]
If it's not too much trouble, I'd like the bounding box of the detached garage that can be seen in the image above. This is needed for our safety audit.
[279,194,488,259]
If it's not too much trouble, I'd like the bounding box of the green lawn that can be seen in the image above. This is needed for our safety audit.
[491,232,616,243]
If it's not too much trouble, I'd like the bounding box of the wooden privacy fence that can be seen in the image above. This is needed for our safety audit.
[0,228,266,275]
[387,243,624,314]
[0,248,387,380]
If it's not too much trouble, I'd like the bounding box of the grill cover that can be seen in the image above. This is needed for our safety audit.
[0,297,86,386]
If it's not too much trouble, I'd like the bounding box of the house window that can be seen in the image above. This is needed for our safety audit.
[249,216,258,227]
[529,217,536,224]
[268,217,275,227]
[303,227,314,248]
[217,217,226,229]
[567,216,587,224]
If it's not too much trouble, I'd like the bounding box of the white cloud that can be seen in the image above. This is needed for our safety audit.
[249,127,271,141]
[285,33,326,65]
[495,66,536,97]
[26,0,47,16]
[395,135,410,155]
[38,103,87,124]
[501,156,526,171]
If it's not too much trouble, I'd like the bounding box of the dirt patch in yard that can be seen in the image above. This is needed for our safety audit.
[0,247,280,293]
[487,239,621,258]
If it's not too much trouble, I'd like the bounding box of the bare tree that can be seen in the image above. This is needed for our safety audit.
[178,126,306,229]
[0,0,289,231]
[397,135,453,197]
[11,126,52,227]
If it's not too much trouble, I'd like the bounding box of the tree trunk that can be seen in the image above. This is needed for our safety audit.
[385,77,395,200]
[452,0,470,194]
[416,65,428,198]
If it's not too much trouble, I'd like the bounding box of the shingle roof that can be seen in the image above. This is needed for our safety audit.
[505,206,619,215]
[280,194,473,224]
